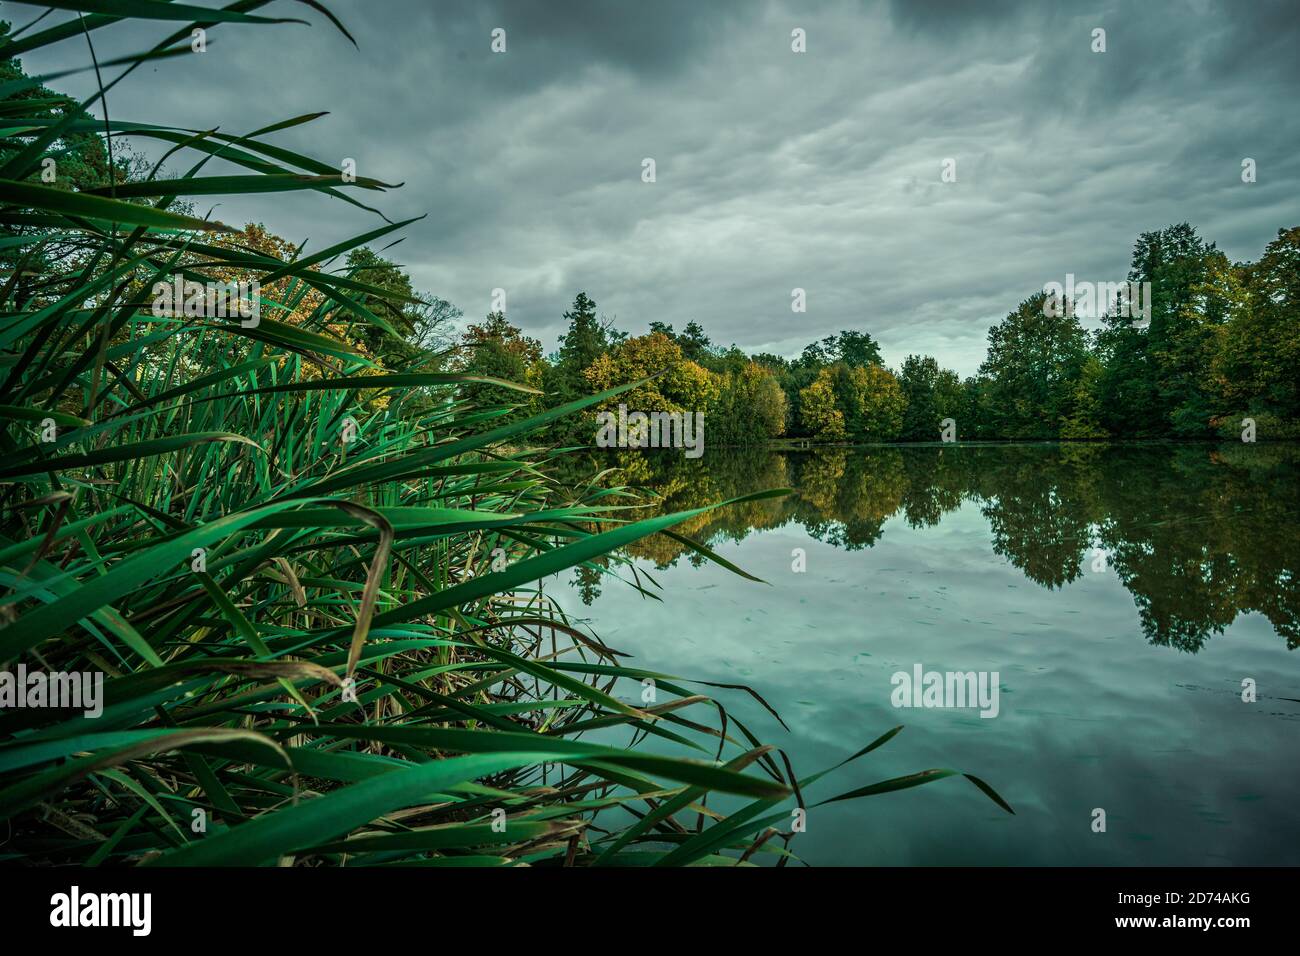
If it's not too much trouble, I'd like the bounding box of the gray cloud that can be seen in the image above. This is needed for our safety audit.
[17,0,1300,375]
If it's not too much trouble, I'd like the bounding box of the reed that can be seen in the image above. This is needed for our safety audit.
[0,2,1009,867]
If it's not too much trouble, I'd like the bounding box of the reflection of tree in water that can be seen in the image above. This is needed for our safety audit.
[899,446,967,528]
[979,447,1098,590]
[792,449,906,550]
[554,448,793,603]
[1210,448,1300,650]
[571,560,606,606]
[1094,444,1300,651]
[554,443,1300,651]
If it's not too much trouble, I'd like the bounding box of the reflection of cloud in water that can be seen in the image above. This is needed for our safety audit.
[559,444,1300,864]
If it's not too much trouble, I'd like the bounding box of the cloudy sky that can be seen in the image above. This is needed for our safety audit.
[19,0,1300,375]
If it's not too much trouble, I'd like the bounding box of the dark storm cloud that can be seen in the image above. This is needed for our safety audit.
[14,0,1300,374]
[885,0,1044,35]
[430,0,748,76]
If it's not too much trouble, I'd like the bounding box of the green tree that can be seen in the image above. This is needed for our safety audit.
[784,331,884,437]
[676,320,712,362]
[898,354,962,441]
[344,248,457,366]
[458,312,543,421]
[957,374,995,440]
[1,24,152,291]
[709,362,788,444]
[583,331,716,414]
[979,292,1089,439]
[557,293,618,372]
[751,352,790,374]
[781,363,822,437]
[0,24,127,193]
[800,363,904,443]
[799,371,846,442]
[543,292,623,443]
[794,330,883,370]
[1059,355,1109,439]
[831,330,884,369]
[1098,223,1223,436]
[646,320,714,364]
[834,363,905,441]
[1214,226,1300,427]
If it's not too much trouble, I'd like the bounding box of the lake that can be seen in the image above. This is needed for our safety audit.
[556,443,1300,865]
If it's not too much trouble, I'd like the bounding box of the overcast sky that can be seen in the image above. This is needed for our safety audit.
[17,0,1300,376]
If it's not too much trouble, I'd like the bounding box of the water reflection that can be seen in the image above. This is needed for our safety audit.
[564,443,1300,654]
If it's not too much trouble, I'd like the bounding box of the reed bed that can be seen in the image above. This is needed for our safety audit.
[0,1,1009,867]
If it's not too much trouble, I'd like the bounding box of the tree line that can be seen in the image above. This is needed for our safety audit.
[459,223,1300,445]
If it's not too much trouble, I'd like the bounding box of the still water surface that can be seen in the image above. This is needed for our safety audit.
[560,443,1300,865]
